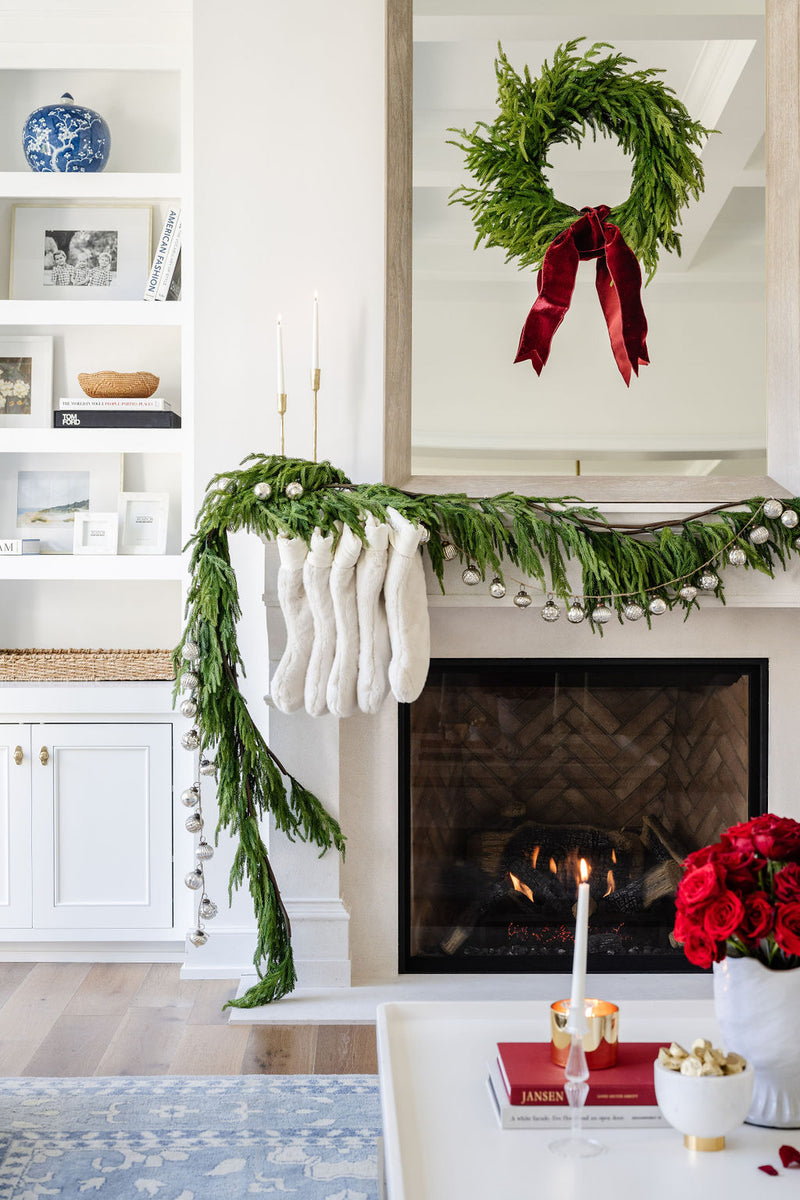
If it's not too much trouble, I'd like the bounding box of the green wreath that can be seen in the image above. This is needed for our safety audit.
[449,38,713,280]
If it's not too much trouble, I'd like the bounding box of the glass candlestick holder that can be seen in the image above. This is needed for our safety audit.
[548,1026,605,1157]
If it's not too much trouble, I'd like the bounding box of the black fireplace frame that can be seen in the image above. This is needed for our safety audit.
[398,657,768,974]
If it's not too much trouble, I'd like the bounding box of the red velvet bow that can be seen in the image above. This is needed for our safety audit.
[514,205,650,386]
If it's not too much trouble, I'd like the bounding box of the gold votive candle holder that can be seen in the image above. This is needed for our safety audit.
[550,998,619,1070]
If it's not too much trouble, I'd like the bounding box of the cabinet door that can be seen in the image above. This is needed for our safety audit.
[0,725,32,928]
[32,723,173,930]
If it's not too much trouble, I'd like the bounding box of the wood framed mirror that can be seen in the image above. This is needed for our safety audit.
[384,0,800,501]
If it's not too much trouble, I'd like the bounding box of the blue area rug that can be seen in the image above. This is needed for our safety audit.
[0,1075,381,1199]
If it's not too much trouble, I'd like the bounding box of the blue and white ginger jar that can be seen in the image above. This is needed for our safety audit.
[23,92,110,173]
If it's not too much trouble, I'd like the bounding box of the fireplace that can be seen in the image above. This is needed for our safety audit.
[399,658,767,973]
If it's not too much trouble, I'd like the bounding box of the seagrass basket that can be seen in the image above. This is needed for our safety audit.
[78,371,160,398]
[0,649,175,682]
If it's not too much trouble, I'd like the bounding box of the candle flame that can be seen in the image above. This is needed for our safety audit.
[579,858,589,882]
[509,873,534,903]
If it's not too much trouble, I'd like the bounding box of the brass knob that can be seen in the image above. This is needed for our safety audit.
[39,746,49,766]
[13,745,23,766]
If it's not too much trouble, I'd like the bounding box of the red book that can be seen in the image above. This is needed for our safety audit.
[496,1041,661,1106]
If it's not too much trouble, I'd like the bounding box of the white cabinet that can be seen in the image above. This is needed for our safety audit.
[0,721,173,935]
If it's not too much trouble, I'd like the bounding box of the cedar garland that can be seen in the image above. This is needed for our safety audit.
[176,454,799,1005]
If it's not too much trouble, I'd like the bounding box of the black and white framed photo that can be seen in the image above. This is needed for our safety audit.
[0,453,122,554]
[10,205,152,300]
[0,335,53,428]
[118,492,169,555]
[73,511,119,555]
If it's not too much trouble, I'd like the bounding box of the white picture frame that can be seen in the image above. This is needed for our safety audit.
[1,453,122,554]
[0,335,53,429]
[118,492,169,555]
[73,511,119,555]
[10,204,152,301]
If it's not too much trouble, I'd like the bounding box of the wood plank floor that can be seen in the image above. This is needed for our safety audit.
[0,964,377,1077]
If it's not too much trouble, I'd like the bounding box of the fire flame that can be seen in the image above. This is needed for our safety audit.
[579,857,589,882]
[549,857,558,875]
[611,849,617,864]
[509,872,534,903]
[603,869,616,897]
[531,845,540,870]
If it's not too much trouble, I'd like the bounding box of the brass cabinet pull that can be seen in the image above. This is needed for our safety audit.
[13,745,23,766]
[39,746,49,766]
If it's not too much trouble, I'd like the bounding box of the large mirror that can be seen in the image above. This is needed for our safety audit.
[384,0,800,500]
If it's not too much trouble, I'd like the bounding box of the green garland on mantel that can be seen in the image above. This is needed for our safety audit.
[174,454,800,1007]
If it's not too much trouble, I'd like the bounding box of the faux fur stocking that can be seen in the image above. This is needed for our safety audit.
[326,523,363,717]
[269,535,313,714]
[303,526,337,717]
[356,513,391,714]
[385,507,431,703]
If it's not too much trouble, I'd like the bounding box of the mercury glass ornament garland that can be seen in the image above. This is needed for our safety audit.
[175,452,800,1005]
[177,645,219,952]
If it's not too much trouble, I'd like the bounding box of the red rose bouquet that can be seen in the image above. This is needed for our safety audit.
[673,814,800,970]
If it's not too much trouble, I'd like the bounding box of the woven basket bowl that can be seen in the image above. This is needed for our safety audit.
[78,371,160,398]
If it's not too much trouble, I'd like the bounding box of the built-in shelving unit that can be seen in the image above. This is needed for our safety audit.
[0,5,193,625]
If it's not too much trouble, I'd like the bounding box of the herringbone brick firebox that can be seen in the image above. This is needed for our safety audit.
[400,659,766,973]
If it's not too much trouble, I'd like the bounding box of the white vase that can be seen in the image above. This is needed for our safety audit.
[713,956,800,1128]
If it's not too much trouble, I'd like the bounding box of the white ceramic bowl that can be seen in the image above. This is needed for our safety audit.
[653,1060,755,1150]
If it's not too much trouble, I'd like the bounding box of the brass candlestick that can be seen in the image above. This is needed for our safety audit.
[277,392,287,455]
[311,368,321,462]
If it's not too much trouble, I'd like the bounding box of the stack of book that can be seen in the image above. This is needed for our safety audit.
[488,1041,668,1129]
[54,397,181,429]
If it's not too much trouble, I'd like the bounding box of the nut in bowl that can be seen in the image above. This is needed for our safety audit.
[653,1039,754,1151]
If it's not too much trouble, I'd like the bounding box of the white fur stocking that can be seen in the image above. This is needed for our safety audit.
[356,514,391,714]
[303,527,337,717]
[326,524,363,717]
[269,535,313,714]
[385,507,431,703]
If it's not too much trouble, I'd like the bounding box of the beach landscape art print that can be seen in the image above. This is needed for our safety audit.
[17,469,90,553]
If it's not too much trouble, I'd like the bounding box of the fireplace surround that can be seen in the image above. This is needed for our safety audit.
[399,658,767,975]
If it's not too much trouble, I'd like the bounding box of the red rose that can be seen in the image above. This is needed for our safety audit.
[774,900,800,957]
[703,889,746,940]
[683,845,722,871]
[719,845,765,890]
[774,863,800,903]
[746,815,800,861]
[682,926,721,969]
[739,890,774,940]
[722,821,757,855]
[673,909,695,943]
[676,862,725,911]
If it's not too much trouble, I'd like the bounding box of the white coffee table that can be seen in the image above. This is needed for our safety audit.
[376,999,788,1200]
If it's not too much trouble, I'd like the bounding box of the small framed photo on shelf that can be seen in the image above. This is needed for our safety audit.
[0,335,53,429]
[10,205,152,301]
[118,492,169,555]
[73,511,119,555]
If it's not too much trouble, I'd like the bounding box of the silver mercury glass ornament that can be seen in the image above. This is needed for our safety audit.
[749,526,770,545]
[567,600,585,624]
[781,509,799,529]
[623,602,644,621]
[648,597,667,616]
[184,868,203,890]
[591,603,613,625]
[728,547,747,566]
[679,585,697,602]
[179,671,198,692]
[180,785,200,807]
[180,698,197,719]
[513,589,532,609]
[199,757,216,776]
[698,571,719,590]
[442,541,458,561]
[285,481,304,499]
[763,498,784,519]
[182,639,200,662]
[181,728,201,751]
[195,840,214,862]
[185,811,203,833]
[489,576,506,599]
[417,525,430,544]
[199,897,218,920]
[188,928,208,947]
[253,481,272,500]
[541,596,560,622]
[461,563,481,586]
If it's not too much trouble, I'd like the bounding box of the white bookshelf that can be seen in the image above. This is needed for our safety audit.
[0,555,187,582]
[0,172,184,199]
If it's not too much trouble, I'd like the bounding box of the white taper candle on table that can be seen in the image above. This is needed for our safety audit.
[567,858,590,1034]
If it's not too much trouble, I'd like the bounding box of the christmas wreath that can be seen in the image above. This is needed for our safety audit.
[448,39,714,382]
